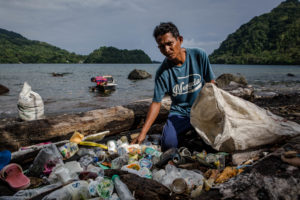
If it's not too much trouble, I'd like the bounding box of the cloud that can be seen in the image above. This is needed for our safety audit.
[0,0,284,60]
[0,0,145,12]
[183,38,219,48]
[182,38,220,53]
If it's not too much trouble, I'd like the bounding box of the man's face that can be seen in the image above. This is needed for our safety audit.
[156,32,183,61]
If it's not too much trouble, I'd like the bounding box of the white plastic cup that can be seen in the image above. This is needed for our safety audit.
[107,140,117,154]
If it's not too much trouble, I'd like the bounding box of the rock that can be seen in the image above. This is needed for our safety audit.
[253,91,278,99]
[216,73,247,88]
[0,84,9,95]
[52,72,64,77]
[221,81,254,100]
[51,72,72,77]
[128,69,152,80]
[287,73,295,77]
[215,74,252,100]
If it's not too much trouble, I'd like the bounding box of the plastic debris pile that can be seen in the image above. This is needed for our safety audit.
[0,131,258,200]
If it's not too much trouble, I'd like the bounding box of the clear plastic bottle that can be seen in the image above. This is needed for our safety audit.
[112,175,135,200]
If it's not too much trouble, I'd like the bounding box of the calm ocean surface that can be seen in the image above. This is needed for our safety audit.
[1,64,300,118]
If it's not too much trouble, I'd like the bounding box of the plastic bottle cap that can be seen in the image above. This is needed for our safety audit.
[111,174,120,181]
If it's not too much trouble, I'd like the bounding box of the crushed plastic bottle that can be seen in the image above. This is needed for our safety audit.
[79,155,94,169]
[77,148,96,157]
[112,175,135,200]
[152,169,166,183]
[86,166,104,177]
[42,181,90,200]
[111,155,129,169]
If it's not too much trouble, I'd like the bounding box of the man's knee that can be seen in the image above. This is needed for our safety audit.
[161,136,178,151]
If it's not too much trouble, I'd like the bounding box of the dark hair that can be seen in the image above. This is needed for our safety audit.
[153,22,180,39]
[91,77,96,82]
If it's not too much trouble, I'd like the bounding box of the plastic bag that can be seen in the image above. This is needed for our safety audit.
[190,83,300,152]
[28,144,63,177]
[17,82,44,121]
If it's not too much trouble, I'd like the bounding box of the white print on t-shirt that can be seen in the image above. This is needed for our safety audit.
[172,74,202,97]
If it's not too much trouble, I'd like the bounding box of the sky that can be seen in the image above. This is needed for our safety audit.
[0,0,284,61]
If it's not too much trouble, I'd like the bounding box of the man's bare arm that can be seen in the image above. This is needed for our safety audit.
[131,101,161,144]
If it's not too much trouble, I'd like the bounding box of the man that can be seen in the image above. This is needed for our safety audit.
[131,22,215,151]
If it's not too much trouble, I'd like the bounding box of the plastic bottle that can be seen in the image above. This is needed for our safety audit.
[112,175,135,200]
[155,148,179,167]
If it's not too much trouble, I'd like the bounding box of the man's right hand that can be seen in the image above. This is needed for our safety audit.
[130,133,146,145]
[130,101,161,145]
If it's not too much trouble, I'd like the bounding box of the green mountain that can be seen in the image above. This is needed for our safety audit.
[84,46,152,63]
[0,28,85,63]
[209,0,300,65]
[0,28,152,63]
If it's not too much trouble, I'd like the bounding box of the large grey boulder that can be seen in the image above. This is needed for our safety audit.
[0,84,9,95]
[216,73,247,88]
[216,73,252,100]
[128,69,152,80]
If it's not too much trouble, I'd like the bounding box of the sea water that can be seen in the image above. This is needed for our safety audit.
[0,64,300,118]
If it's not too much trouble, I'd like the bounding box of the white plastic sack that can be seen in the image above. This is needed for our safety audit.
[190,83,300,152]
[18,82,44,121]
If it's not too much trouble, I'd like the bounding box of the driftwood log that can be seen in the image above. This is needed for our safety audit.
[0,98,171,152]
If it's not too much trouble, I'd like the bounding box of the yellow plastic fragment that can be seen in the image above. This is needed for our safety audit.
[79,141,108,150]
[69,131,84,144]
[215,166,239,184]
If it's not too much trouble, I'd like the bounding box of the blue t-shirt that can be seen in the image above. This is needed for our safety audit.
[153,48,215,116]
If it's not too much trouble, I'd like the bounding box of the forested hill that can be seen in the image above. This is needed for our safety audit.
[84,46,152,63]
[0,28,152,63]
[209,0,300,65]
[0,28,85,63]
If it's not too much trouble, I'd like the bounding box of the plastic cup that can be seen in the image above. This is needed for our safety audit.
[107,140,117,154]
